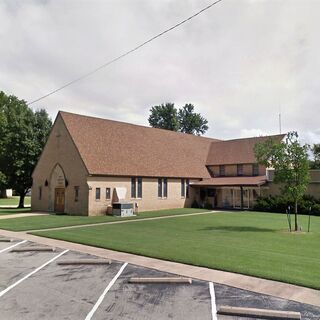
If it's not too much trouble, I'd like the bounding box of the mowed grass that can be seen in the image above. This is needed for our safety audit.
[34,211,320,289]
[0,208,209,231]
[0,196,31,206]
[0,207,31,215]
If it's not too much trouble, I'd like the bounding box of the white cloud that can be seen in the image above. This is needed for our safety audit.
[0,0,319,143]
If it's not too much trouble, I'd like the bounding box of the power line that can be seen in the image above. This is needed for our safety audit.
[27,0,224,105]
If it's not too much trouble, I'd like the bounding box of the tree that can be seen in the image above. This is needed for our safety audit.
[0,91,52,207]
[310,144,320,169]
[178,103,209,135]
[254,132,310,231]
[148,103,178,131]
[148,102,209,135]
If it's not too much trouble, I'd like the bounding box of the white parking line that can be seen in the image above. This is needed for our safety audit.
[0,249,69,298]
[0,240,27,254]
[85,262,128,320]
[209,282,217,320]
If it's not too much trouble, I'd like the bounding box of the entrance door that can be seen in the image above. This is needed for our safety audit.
[232,188,250,209]
[54,188,65,213]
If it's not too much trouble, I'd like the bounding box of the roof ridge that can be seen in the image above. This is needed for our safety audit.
[221,133,286,143]
[59,110,220,142]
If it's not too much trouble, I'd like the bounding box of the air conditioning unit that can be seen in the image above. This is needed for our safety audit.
[112,202,134,217]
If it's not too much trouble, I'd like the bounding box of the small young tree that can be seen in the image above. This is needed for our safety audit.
[254,132,310,231]
[310,144,320,169]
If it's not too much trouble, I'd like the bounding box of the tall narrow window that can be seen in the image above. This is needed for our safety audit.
[163,178,168,198]
[181,179,185,197]
[252,164,259,176]
[74,186,79,202]
[186,179,190,198]
[106,188,111,200]
[39,186,42,200]
[219,165,225,176]
[95,187,101,200]
[237,164,243,176]
[158,178,163,198]
[131,177,136,198]
[137,177,142,198]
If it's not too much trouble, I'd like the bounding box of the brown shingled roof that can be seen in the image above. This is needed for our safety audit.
[191,176,267,187]
[206,134,285,166]
[60,111,220,178]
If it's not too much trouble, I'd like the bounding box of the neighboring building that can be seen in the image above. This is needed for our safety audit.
[31,111,319,216]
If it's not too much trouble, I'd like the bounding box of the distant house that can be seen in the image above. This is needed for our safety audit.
[31,111,319,216]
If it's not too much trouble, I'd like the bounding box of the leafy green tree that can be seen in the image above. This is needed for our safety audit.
[148,103,178,131]
[148,102,209,135]
[178,103,209,135]
[310,144,320,169]
[0,91,52,207]
[255,132,310,231]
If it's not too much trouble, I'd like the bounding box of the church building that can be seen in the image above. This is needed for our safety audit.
[31,111,319,216]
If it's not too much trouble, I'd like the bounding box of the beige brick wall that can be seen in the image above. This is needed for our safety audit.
[31,114,89,215]
[87,176,198,216]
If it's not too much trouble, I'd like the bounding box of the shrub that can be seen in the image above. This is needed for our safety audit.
[253,194,320,216]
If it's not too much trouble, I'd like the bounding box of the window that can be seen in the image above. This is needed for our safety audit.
[237,164,243,176]
[74,186,79,202]
[106,188,111,200]
[163,178,168,198]
[38,186,42,200]
[181,179,185,197]
[158,178,168,198]
[95,187,101,200]
[131,177,136,198]
[186,179,190,198]
[252,164,259,176]
[158,178,163,198]
[219,165,225,176]
[137,177,142,198]
[131,177,142,198]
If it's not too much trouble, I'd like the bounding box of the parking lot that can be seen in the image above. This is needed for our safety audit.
[0,237,319,320]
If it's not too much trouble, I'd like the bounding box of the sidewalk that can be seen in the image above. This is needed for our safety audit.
[0,228,319,308]
[0,213,49,220]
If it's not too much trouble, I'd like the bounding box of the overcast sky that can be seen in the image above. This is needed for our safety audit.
[1,0,319,143]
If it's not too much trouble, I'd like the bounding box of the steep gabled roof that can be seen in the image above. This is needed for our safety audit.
[59,111,220,178]
[206,134,285,166]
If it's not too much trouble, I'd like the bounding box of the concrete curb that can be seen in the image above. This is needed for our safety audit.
[217,306,301,319]
[128,277,192,284]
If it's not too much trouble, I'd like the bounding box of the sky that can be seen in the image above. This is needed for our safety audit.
[1,0,319,144]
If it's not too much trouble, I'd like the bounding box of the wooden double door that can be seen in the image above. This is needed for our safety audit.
[54,188,65,213]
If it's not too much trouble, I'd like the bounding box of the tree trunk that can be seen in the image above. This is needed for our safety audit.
[294,199,298,231]
[0,188,7,198]
[18,194,25,208]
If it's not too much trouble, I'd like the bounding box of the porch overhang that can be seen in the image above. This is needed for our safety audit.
[190,176,267,187]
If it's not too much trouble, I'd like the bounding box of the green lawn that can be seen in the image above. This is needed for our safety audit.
[0,207,32,215]
[33,211,320,290]
[0,208,208,231]
[0,196,31,206]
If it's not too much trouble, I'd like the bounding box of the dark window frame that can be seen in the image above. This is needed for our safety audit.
[137,177,142,198]
[106,187,111,200]
[158,178,163,198]
[95,187,101,200]
[237,164,244,176]
[181,179,185,198]
[39,186,42,200]
[74,186,79,202]
[163,178,168,198]
[219,165,225,177]
[186,179,190,198]
[252,163,259,176]
[131,177,136,198]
